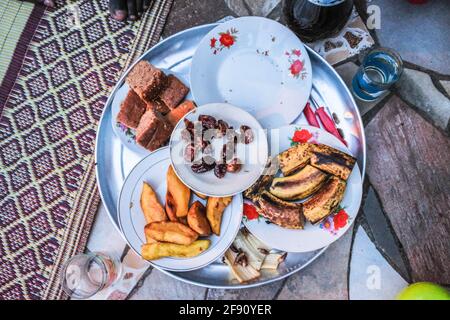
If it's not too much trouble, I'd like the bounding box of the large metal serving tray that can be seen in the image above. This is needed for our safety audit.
[95,23,366,289]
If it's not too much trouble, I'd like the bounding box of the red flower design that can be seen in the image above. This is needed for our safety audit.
[292,49,301,56]
[289,59,304,76]
[292,129,312,143]
[333,209,349,230]
[243,203,259,220]
[219,33,235,48]
[210,37,217,48]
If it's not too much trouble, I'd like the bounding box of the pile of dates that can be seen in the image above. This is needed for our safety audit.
[181,114,254,179]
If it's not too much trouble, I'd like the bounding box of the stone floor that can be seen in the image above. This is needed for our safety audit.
[86,0,450,300]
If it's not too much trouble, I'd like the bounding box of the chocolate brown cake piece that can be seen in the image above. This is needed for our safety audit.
[135,109,173,151]
[158,75,189,110]
[147,98,170,115]
[126,61,167,102]
[135,109,159,148]
[116,90,147,129]
[146,118,173,151]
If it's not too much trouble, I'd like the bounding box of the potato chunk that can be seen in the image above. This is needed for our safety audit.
[165,165,191,219]
[206,196,232,236]
[187,201,211,236]
[140,182,167,224]
[145,221,198,245]
[141,240,210,260]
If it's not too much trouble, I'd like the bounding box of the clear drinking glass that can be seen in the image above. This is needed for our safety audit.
[60,252,122,299]
[352,47,403,101]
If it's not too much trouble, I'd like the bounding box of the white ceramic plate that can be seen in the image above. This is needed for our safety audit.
[190,16,313,129]
[243,125,362,253]
[169,103,268,197]
[111,69,193,156]
[117,146,243,271]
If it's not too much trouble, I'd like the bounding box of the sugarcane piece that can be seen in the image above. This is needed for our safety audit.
[261,252,287,270]
[233,231,267,271]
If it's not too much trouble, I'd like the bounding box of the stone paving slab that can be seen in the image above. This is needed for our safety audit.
[207,281,283,300]
[366,95,450,284]
[395,68,450,133]
[162,0,235,37]
[370,0,450,75]
[130,268,207,300]
[276,227,354,300]
[349,226,408,300]
[362,187,410,281]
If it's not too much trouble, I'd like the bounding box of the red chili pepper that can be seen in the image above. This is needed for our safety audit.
[303,102,320,128]
[315,107,347,146]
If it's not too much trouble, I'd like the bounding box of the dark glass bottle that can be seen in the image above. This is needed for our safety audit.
[283,0,354,42]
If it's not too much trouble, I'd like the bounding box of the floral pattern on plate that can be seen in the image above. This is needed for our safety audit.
[320,208,350,235]
[286,49,308,79]
[210,28,238,54]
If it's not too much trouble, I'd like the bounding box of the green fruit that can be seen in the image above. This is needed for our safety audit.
[397,282,450,300]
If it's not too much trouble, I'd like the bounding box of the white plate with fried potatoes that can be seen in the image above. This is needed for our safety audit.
[118,146,243,272]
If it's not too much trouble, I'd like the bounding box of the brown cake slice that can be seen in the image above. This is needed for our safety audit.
[158,75,189,110]
[146,118,173,151]
[147,98,170,115]
[116,90,147,129]
[126,61,167,102]
[135,109,173,151]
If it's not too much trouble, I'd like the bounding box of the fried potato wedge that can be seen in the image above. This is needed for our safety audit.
[206,196,232,236]
[145,221,198,245]
[140,182,167,224]
[166,165,190,218]
[187,201,211,236]
[141,240,210,260]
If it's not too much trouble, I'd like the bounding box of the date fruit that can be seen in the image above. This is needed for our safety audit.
[226,158,242,173]
[214,164,227,179]
[191,156,216,173]
[198,115,217,130]
[240,125,254,144]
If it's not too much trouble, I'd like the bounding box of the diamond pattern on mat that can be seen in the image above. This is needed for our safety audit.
[36,95,58,120]
[70,51,92,75]
[63,164,84,191]
[101,61,122,86]
[55,140,77,167]
[0,117,13,140]
[0,284,26,300]
[79,0,97,22]
[0,0,148,299]
[84,19,106,43]
[0,199,19,227]
[25,274,48,300]
[0,139,23,167]
[49,200,70,229]
[0,259,18,288]
[18,187,41,215]
[13,105,35,131]
[62,30,83,53]
[40,175,63,204]
[90,96,106,121]
[68,107,90,132]
[49,61,70,87]
[38,39,60,65]
[0,173,9,199]
[15,249,40,275]
[80,72,102,99]
[57,84,80,109]
[53,9,73,33]
[29,212,52,241]
[5,224,29,252]
[8,162,32,192]
[45,117,67,143]
[31,151,55,179]
[76,128,96,155]
[23,128,45,155]
[38,238,59,266]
